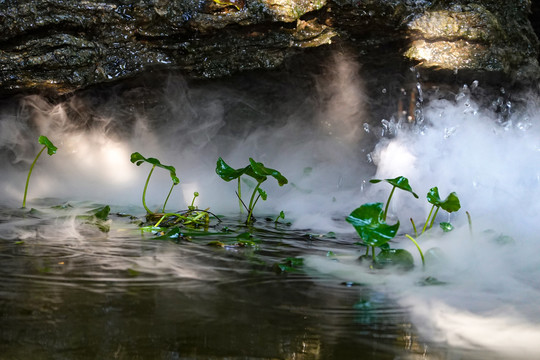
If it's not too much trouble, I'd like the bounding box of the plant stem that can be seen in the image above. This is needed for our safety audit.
[246,182,262,224]
[466,211,473,239]
[237,178,243,214]
[371,246,376,261]
[142,165,156,214]
[405,234,425,267]
[429,207,440,229]
[154,212,190,227]
[410,218,418,238]
[162,183,176,213]
[421,205,435,235]
[383,186,396,221]
[22,145,46,208]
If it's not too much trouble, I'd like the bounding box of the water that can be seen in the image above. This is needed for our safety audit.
[0,202,419,359]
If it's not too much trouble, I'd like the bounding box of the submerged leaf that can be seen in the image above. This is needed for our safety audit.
[38,135,57,156]
[93,205,110,221]
[370,176,418,198]
[374,249,414,270]
[346,203,400,247]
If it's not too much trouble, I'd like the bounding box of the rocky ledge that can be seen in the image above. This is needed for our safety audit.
[0,0,538,94]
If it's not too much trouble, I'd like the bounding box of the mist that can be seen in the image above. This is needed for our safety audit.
[1,52,540,357]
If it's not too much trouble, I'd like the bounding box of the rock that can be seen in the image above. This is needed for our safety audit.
[0,0,538,95]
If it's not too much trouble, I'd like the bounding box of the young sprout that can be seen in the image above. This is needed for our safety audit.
[275,210,285,224]
[421,187,461,234]
[370,176,418,220]
[130,152,179,214]
[216,157,288,224]
[22,135,58,208]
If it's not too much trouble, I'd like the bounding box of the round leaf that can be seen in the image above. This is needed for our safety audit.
[374,249,414,270]
[215,157,248,181]
[370,176,418,198]
[130,152,179,184]
[440,192,461,213]
[38,135,57,155]
[346,202,400,247]
[248,158,288,186]
[426,187,442,206]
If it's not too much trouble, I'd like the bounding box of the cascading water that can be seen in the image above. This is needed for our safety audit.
[0,52,539,359]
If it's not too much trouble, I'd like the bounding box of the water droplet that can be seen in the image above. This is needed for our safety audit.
[363,123,370,133]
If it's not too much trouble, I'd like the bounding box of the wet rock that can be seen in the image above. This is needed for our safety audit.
[0,0,538,94]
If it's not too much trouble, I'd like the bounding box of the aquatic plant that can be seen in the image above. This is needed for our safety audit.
[346,202,400,260]
[369,176,418,220]
[130,152,179,215]
[22,135,58,208]
[215,157,288,224]
[421,187,461,234]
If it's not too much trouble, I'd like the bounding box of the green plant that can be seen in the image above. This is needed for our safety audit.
[421,187,461,234]
[22,135,58,208]
[346,202,400,260]
[215,157,288,224]
[370,176,418,220]
[130,152,179,215]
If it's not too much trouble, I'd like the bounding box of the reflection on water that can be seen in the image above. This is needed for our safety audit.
[0,201,426,360]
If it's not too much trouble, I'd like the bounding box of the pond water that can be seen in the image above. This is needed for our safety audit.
[0,201,497,360]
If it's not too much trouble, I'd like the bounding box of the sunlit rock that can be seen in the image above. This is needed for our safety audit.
[0,0,538,94]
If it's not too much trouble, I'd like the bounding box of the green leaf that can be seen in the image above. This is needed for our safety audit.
[440,192,461,213]
[38,135,57,155]
[93,205,110,221]
[374,249,414,270]
[346,203,400,247]
[370,176,418,198]
[427,187,460,212]
[257,187,267,201]
[215,157,249,181]
[248,158,288,186]
[130,152,179,185]
[426,187,442,206]
[439,222,454,232]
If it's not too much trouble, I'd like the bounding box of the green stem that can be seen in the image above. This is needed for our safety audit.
[383,186,396,221]
[162,183,176,213]
[466,211,473,239]
[371,246,376,261]
[154,212,190,227]
[421,205,435,235]
[405,234,425,267]
[142,165,156,214]
[365,246,369,256]
[237,178,243,214]
[246,182,262,224]
[410,218,418,238]
[22,145,46,208]
[429,206,440,229]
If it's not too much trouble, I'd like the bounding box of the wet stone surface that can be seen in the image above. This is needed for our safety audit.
[0,0,538,94]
